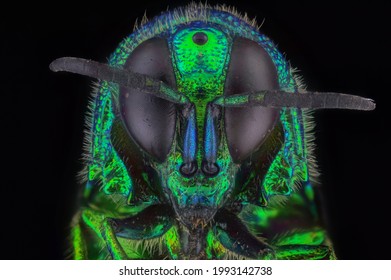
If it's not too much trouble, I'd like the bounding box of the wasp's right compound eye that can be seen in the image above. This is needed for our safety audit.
[119,38,177,162]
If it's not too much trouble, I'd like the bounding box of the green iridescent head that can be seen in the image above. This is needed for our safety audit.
[50,6,372,228]
[50,3,373,260]
[108,18,300,228]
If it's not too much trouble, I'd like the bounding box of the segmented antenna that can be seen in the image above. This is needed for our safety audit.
[50,57,375,111]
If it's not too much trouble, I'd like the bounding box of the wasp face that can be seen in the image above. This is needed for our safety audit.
[119,24,280,230]
[51,4,372,260]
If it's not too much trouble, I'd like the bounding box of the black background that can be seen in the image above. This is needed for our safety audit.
[2,1,389,259]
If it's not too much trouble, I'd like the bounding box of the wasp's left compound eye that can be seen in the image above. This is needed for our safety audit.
[119,38,177,162]
[224,37,280,162]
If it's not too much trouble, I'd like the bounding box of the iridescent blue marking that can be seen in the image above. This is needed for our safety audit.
[183,107,197,163]
[205,106,217,163]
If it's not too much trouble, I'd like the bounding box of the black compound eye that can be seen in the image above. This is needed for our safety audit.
[119,38,177,162]
[224,37,280,162]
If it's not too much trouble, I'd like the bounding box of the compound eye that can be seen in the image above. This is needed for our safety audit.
[119,38,177,162]
[224,37,280,162]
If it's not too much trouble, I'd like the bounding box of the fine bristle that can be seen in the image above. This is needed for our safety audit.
[127,2,261,47]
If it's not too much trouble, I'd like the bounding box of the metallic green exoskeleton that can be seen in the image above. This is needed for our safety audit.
[50,3,375,259]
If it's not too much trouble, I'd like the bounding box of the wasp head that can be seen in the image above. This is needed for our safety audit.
[50,5,374,259]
